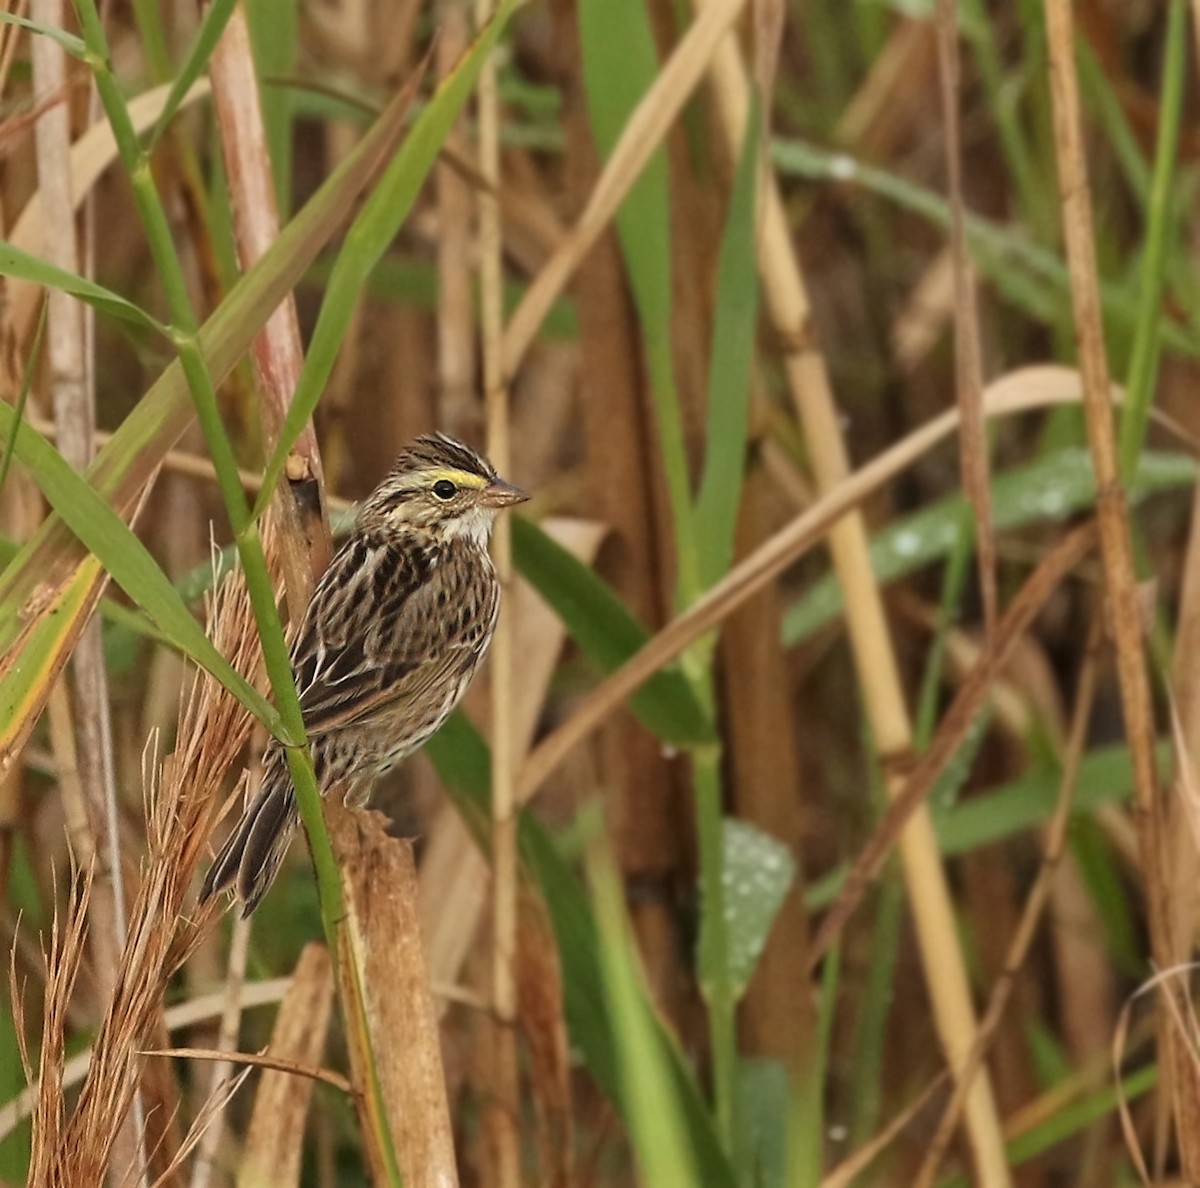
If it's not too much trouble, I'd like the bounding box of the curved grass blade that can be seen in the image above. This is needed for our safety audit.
[695,101,761,586]
[0,403,283,738]
[511,517,714,746]
[0,11,85,55]
[0,242,166,335]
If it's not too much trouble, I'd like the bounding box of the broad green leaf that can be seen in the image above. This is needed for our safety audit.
[254,0,522,517]
[0,242,165,335]
[706,820,795,1000]
[149,0,238,147]
[511,517,714,746]
[783,448,1196,644]
[695,101,761,586]
[578,0,698,601]
[0,403,284,738]
[734,1060,789,1188]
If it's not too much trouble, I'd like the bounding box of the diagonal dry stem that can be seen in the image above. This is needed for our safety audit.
[934,0,995,636]
[911,621,1102,1188]
[1043,0,1200,1172]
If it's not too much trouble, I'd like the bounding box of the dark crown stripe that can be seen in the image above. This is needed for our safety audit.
[399,433,495,481]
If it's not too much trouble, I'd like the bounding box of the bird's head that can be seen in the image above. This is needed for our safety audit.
[358,433,528,545]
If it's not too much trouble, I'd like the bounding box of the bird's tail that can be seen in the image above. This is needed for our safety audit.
[199,748,297,916]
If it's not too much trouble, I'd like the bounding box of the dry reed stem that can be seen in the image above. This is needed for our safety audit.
[187,911,250,1188]
[9,79,212,343]
[693,14,1011,1180]
[237,943,335,1188]
[933,0,995,637]
[809,523,1096,966]
[518,367,1107,797]
[329,811,459,1187]
[15,858,93,1184]
[475,2,520,1181]
[210,1,329,614]
[28,568,265,1184]
[1043,0,1200,1173]
[436,0,479,441]
[0,979,294,1143]
[145,1049,348,1096]
[30,5,143,1178]
[818,1072,949,1188]
[501,0,747,380]
[911,624,1101,1188]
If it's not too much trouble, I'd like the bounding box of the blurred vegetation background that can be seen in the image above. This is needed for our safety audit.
[1,0,1199,1185]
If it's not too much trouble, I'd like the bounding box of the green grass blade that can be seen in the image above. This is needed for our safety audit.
[578,0,698,602]
[589,836,702,1186]
[0,402,285,738]
[0,300,46,494]
[253,0,522,519]
[0,242,166,334]
[148,0,239,147]
[0,11,85,55]
[783,448,1196,644]
[695,101,761,586]
[1117,0,1188,478]
[511,517,714,746]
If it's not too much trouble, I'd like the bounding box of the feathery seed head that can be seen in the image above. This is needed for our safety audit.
[358,433,527,544]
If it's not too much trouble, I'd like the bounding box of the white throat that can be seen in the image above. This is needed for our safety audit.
[454,505,495,547]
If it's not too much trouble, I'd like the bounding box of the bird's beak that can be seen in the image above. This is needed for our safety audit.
[479,479,529,509]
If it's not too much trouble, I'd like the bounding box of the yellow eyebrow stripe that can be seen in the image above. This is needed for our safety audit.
[427,466,487,490]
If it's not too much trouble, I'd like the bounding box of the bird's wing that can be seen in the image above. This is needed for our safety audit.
[289,534,490,736]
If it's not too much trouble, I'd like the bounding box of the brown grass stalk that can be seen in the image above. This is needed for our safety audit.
[808,522,1096,967]
[236,943,336,1188]
[22,564,265,1183]
[436,0,479,442]
[209,1,330,613]
[1043,0,1200,1174]
[934,0,995,637]
[328,811,459,1187]
[476,0,520,1181]
[912,621,1102,1188]
[30,4,143,1178]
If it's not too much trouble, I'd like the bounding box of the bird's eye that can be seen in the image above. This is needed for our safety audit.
[433,479,458,500]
